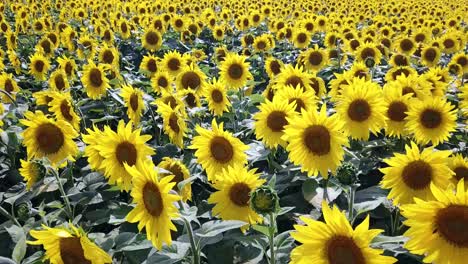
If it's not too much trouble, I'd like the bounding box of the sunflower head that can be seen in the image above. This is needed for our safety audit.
[219,53,253,90]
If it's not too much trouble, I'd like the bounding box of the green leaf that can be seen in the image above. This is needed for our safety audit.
[252,224,270,236]
[354,197,386,216]
[301,178,319,202]
[12,236,26,263]
[196,220,246,238]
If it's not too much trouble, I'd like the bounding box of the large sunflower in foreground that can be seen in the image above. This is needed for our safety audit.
[97,121,154,191]
[401,180,468,264]
[190,119,248,181]
[157,157,191,202]
[28,223,112,264]
[380,142,453,205]
[254,99,297,149]
[208,165,265,232]
[121,84,145,126]
[290,203,397,264]
[406,97,457,146]
[81,62,110,100]
[282,105,348,178]
[125,159,180,250]
[336,77,386,140]
[20,111,78,166]
[219,53,253,90]
[204,78,231,116]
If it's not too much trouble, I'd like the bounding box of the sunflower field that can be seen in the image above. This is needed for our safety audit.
[0,0,467,263]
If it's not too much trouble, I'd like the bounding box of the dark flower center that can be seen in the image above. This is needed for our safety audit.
[327,236,365,264]
[143,182,164,217]
[420,109,442,129]
[228,64,243,79]
[115,141,137,166]
[387,101,408,122]
[35,123,65,154]
[267,111,288,132]
[60,237,91,264]
[402,160,432,190]
[303,125,331,156]
[436,205,468,247]
[347,99,371,122]
[210,136,234,163]
[229,183,251,206]
[89,68,103,87]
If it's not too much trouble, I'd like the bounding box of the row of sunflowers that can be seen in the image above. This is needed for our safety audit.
[0,0,467,263]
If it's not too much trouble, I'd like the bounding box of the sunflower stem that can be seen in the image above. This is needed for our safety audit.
[0,205,21,226]
[348,185,356,221]
[392,208,400,236]
[268,212,276,264]
[183,217,200,264]
[0,89,18,108]
[52,168,73,220]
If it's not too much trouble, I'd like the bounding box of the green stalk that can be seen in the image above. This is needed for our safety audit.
[348,185,356,221]
[0,89,18,108]
[0,206,21,226]
[268,212,276,264]
[183,217,200,264]
[52,169,73,219]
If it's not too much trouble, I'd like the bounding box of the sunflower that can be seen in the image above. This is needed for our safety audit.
[0,73,20,102]
[292,29,311,49]
[395,37,417,55]
[29,53,50,81]
[253,34,272,53]
[28,223,112,264]
[349,62,371,81]
[254,99,297,149]
[48,69,69,92]
[81,62,110,100]
[385,67,417,84]
[219,53,252,90]
[157,103,187,148]
[406,97,457,146]
[7,50,22,74]
[449,154,468,188]
[125,159,180,250]
[282,105,348,178]
[151,70,171,93]
[207,165,265,231]
[400,180,468,264]
[57,56,77,80]
[273,64,312,92]
[153,89,184,109]
[77,35,97,60]
[48,93,81,131]
[290,202,397,264]
[336,78,387,140]
[440,33,460,54]
[19,159,42,190]
[420,46,441,67]
[451,53,468,71]
[175,63,206,94]
[274,84,317,113]
[355,42,382,65]
[389,53,410,67]
[382,84,413,138]
[82,125,106,174]
[380,142,453,205]
[190,119,248,181]
[301,45,328,72]
[142,28,162,51]
[157,157,191,202]
[119,20,132,39]
[20,111,78,166]
[212,25,225,41]
[420,71,447,97]
[98,44,120,68]
[36,38,55,57]
[161,50,186,77]
[140,54,160,77]
[121,84,145,126]
[97,121,154,191]
[204,78,231,116]
[264,57,284,79]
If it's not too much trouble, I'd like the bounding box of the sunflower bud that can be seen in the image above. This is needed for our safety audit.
[250,185,279,215]
[15,203,31,222]
[336,162,357,185]
[365,57,375,68]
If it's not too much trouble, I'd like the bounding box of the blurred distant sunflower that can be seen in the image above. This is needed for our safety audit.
[175,64,206,94]
[48,69,69,92]
[380,142,452,205]
[190,119,248,181]
[161,51,186,77]
[292,29,311,49]
[57,56,77,80]
[264,57,284,78]
[0,73,20,102]
[140,54,159,77]
[382,85,413,138]
[420,46,441,67]
[28,223,112,264]
[151,70,171,93]
[19,159,42,190]
[449,154,468,188]
[98,44,120,68]
[301,45,328,72]
[273,64,312,91]
[48,93,80,131]
[157,104,187,148]
[274,84,317,113]
[142,28,162,51]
